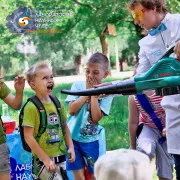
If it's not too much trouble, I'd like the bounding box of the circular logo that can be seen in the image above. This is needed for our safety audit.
[6,7,36,34]
[20,151,31,163]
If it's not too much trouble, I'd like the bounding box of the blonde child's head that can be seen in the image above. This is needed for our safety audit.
[25,61,53,91]
[95,149,152,180]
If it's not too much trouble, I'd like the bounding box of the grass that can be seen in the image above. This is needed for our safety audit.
[2,77,176,179]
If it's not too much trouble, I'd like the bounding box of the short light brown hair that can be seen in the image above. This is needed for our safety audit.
[25,61,52,85]
[128,0,167,13]
[88,52,109,71]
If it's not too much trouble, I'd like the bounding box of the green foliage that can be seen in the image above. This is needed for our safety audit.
[99,96,129,150]
[4,74,16,81]
[167,0,180,13]
[110,56,116,67]
[0,0,179,74]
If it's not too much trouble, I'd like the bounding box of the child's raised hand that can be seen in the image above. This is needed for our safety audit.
[14,75,25,93]
[43,157,56,172]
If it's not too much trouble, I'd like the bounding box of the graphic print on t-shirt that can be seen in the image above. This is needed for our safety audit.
[47,112,60,143]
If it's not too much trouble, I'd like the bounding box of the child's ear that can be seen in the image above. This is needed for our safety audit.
[104,70,109,78]
[29,81,35,89]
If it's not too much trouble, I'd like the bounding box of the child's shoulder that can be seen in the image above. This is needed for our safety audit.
[73,81,86,85]
[72,81,86,90]
[23,100,38,112]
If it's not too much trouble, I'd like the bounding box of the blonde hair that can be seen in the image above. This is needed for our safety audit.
[25,61,52,85]
[95,149,152,180]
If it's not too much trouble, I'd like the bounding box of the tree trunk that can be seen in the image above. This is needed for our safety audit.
[100,33,108,56]
[100,33,111,75]
[119,59,124,71]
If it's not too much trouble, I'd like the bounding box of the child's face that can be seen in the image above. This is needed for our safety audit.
[131,3,159,30]
[31,67,54,96]
[85,63,108,86]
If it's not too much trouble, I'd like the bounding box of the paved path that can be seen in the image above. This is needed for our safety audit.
[6,70,133,89]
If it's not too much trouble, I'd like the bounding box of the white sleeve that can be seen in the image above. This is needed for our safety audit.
[136,47,151,75]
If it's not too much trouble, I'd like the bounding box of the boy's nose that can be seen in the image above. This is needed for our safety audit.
[88,73,93,78]
[48,77,53,82]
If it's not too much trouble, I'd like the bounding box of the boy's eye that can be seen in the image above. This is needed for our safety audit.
[93,71,99,75]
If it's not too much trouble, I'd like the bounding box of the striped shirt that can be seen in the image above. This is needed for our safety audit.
[134,93,165,129]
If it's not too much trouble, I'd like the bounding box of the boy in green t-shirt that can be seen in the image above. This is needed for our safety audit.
[23,61,75,179]
[0,76,25,180]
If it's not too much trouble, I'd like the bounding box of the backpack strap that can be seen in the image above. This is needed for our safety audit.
[29,96,47,140]
[28,96,47,176]
[19,96,47,148]
[19,98,36,152]
[136,94,166,144]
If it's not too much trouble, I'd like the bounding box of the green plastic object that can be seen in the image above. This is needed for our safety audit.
[135,57,180,94]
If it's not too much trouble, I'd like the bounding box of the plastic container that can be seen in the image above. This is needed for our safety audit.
[3,120,16,134]
[1,104,16,134]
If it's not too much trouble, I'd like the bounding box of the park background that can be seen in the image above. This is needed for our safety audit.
[0,0,180,179]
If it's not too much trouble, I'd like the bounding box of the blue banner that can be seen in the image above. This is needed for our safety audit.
[6,131,32,180]
[6,127,106,180]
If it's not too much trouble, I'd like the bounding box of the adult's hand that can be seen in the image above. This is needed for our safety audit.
[94,82,112,88]
[174,41,180,60]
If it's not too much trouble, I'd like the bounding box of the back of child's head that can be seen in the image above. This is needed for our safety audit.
[25,61,52,85]
[128,0,167,13]
[87,52,109,71]
[94,149,152,180]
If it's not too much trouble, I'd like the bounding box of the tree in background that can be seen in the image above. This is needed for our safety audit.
[0,0,179,77]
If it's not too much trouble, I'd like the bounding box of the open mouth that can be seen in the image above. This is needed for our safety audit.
[47,84,53,90]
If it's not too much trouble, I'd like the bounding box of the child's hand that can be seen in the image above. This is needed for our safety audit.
[43,157,56,172]
[86,76,98,89]
[162,128,166,137]
[14,75,25,93]
[67,148,75,163]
